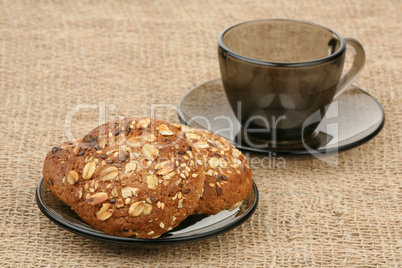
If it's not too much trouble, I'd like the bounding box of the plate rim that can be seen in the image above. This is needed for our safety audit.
[177,78,385,156]
[35,177,259,245]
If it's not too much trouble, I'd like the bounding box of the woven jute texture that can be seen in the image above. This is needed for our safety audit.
[0,0,401,267]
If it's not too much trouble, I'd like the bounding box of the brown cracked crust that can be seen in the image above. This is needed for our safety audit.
[43,117,205,238]
[178,125,253,215]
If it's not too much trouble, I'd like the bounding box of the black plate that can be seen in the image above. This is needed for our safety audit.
[36,178,258,245]
[177,78,385,155]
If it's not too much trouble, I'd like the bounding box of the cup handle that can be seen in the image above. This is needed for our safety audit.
[334,38,365,99]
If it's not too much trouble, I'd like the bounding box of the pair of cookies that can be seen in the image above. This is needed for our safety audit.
[43,117,252,238]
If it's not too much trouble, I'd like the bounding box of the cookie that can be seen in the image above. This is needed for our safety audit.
[43,117,205,238]
[178,125,252,215]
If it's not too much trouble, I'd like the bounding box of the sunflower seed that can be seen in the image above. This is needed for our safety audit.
[88,192,109,205]
[126,137,142,148]
[208,157,220,168]
[147,175,158,190]
[100,166,119,181]
[143,204,153,215]
[96,203,114,221]
[155,160,174,175]
[142,144,159,160]
[82,160,97,180]
[129,201,145,217]
[142,134,156,142]
[66,170,79,185]
[137,118,151,128]
[156,124,174,136]
[125,161,137,172]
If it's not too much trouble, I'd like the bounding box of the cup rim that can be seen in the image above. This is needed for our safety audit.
[218,19,346,67]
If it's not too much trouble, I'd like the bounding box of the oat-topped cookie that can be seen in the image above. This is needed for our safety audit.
[43,117,205,238]
[178,125,252,215]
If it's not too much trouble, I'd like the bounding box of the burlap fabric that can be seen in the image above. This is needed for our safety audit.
[0,0,400,267]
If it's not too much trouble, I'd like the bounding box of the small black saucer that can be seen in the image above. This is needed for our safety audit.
[177,78,385,155]
[36,178,258,245]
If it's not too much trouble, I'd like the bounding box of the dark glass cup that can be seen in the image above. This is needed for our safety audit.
[218,19,365,148]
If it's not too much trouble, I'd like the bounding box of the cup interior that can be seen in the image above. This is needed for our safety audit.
[220,19,343,64]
